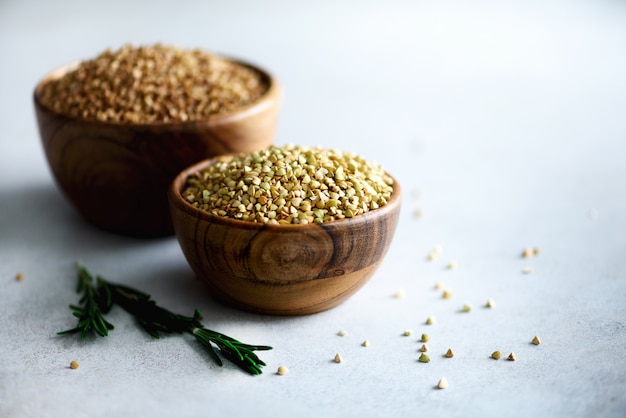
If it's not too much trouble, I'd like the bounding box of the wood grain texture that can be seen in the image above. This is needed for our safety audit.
[168,158,402,315]
[34,61,280,237]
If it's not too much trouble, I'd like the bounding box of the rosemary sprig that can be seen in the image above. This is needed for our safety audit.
[57,262,114,339]
[58,262,271,375]
[98,279,272,375]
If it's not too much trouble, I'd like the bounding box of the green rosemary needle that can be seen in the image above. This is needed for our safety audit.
[59,262,271,375]
[57,261,114,339]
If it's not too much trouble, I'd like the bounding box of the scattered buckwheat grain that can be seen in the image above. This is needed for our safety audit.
[418,353,431,363]
[437,377,449,389]
[508,352,516,361]
[445,348,455,358]
[428,245,443,261]
[532,336,541,345]
[334,353,343,363]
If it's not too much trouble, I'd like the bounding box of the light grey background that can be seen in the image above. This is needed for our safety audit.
[1,1,625,417]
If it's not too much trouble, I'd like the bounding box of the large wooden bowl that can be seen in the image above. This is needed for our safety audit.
[34,59,280,237]
[168,158,402,315]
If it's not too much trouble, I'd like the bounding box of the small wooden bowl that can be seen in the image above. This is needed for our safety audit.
[34,59,280,237]
[168,157,402,315]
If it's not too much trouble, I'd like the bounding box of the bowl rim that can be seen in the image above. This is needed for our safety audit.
[33,54,279,128]
[168,154,403,232]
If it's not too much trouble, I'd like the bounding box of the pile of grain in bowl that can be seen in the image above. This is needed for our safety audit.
[38,44,268,123]
[182,144,394,224]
